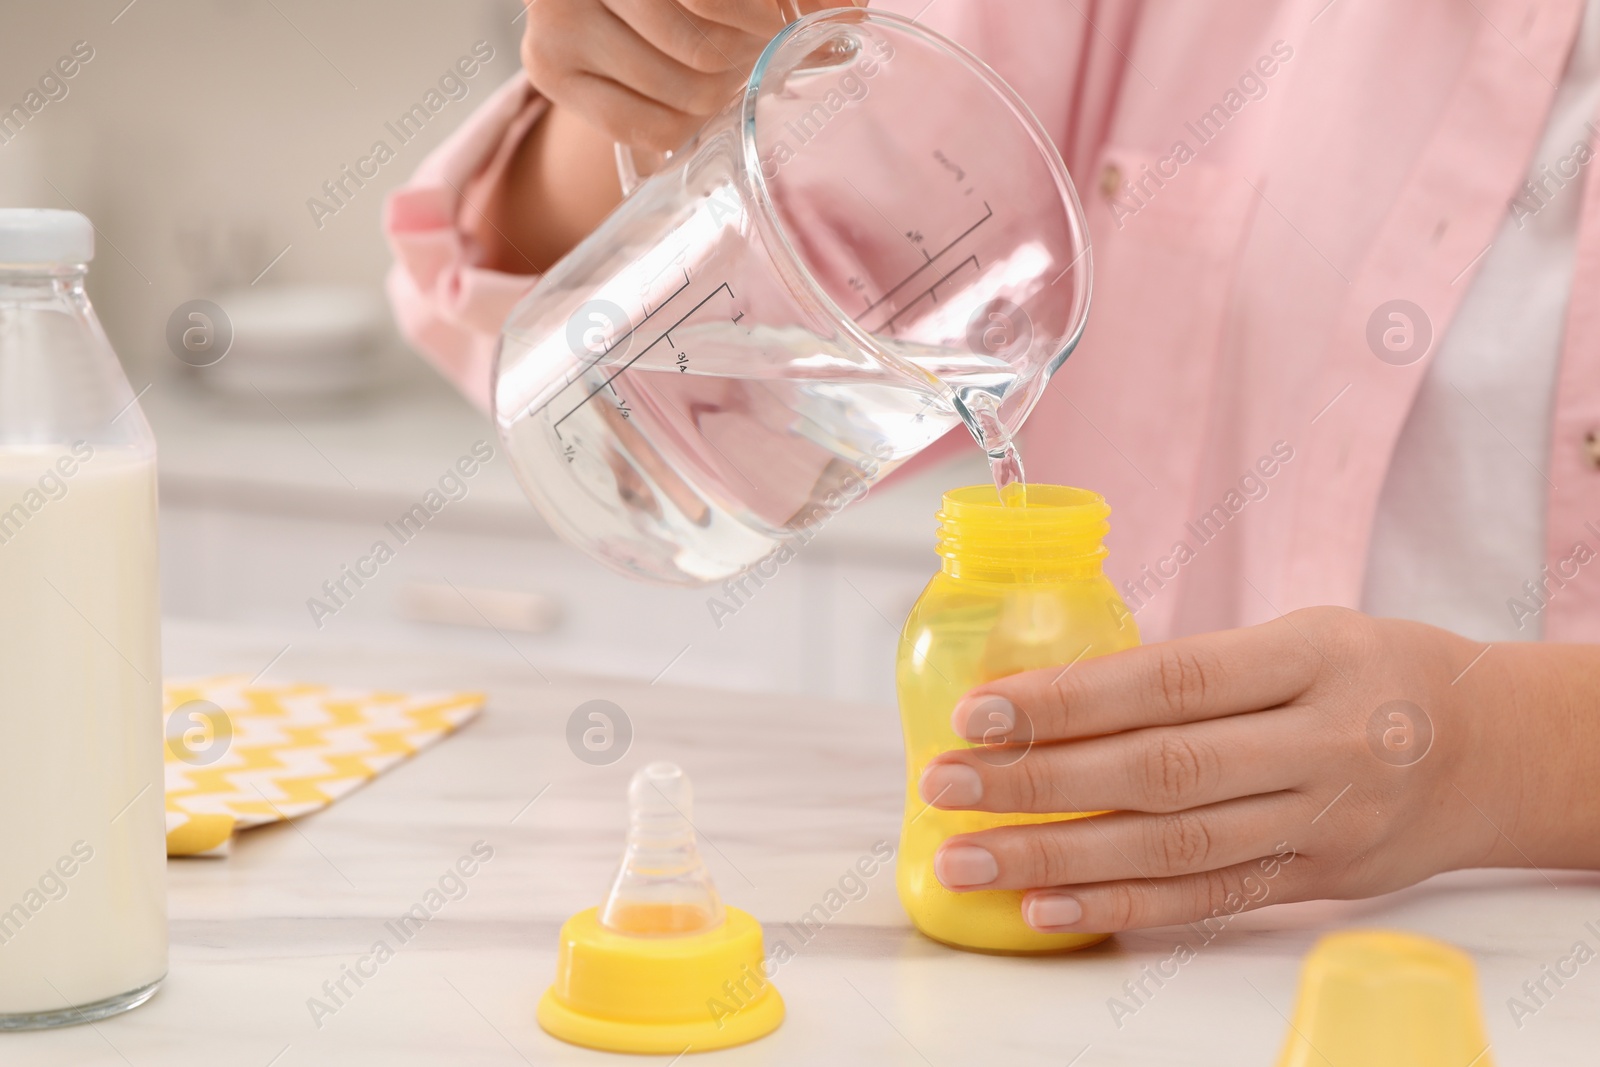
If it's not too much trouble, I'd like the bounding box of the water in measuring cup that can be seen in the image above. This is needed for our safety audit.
[513,318,1027,579]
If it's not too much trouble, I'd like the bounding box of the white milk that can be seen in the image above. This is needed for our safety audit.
[0,445,166,1016]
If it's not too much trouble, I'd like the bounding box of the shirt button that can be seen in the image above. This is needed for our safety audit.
[1099,163,1123,198]
[1586,430,1600,469]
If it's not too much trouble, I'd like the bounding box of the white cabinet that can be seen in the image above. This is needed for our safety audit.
[148,381,969,706]
[159,503,931,705]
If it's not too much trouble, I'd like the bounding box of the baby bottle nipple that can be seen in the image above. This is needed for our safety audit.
[599,762,726,936]
[537,761,784,1054]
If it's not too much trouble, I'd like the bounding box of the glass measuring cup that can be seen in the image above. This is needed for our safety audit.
[494,9,1091,585]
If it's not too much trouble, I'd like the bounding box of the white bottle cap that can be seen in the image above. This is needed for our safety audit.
[0,208,95,265]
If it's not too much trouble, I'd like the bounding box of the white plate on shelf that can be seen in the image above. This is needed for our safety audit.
[195,284,386,410]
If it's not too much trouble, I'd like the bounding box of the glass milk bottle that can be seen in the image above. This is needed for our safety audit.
[896,485,1140,953]
[0,209,166,1027]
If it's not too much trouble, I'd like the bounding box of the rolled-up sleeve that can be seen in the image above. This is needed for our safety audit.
[383,75,549,412]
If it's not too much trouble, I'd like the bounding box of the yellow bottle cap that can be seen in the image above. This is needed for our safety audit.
[1276,930,1494,1067]
[538,763,783,1054]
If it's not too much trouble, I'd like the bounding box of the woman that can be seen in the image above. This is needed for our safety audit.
[384,0,1600,935]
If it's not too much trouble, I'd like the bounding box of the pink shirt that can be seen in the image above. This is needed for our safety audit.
[384,0,1600,644]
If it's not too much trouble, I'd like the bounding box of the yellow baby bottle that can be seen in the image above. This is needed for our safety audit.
[896,484,1141,953]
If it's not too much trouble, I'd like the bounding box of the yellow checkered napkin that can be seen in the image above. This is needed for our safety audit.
[163,676,484,857]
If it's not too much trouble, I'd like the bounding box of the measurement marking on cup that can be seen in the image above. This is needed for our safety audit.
[530,271,694,425]
[883,254,981,332]
[552,281,738,435]
[579,270,691,376]
[859,201,993,322]
[543,196,988,440]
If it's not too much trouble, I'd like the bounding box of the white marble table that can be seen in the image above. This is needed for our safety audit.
[8,621,1598,1065]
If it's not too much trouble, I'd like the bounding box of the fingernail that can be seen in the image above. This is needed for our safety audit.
[1025,892,1083,930]
[934,844,997,888]
[951,694,1015,742]
[918,763,982,807]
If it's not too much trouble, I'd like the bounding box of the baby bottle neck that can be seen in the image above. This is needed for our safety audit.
[936,485,1111,583]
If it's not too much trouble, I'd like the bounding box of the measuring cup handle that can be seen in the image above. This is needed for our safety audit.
[612,143,669,197]
[613,1,809,195]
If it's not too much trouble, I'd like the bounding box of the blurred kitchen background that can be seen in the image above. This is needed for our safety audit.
[1,0,976,703]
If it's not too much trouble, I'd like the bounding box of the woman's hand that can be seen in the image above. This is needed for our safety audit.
[918,607,1600,934]
[519,0,847,153]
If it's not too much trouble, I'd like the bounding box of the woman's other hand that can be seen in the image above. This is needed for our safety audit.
[919,608,1599,933]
